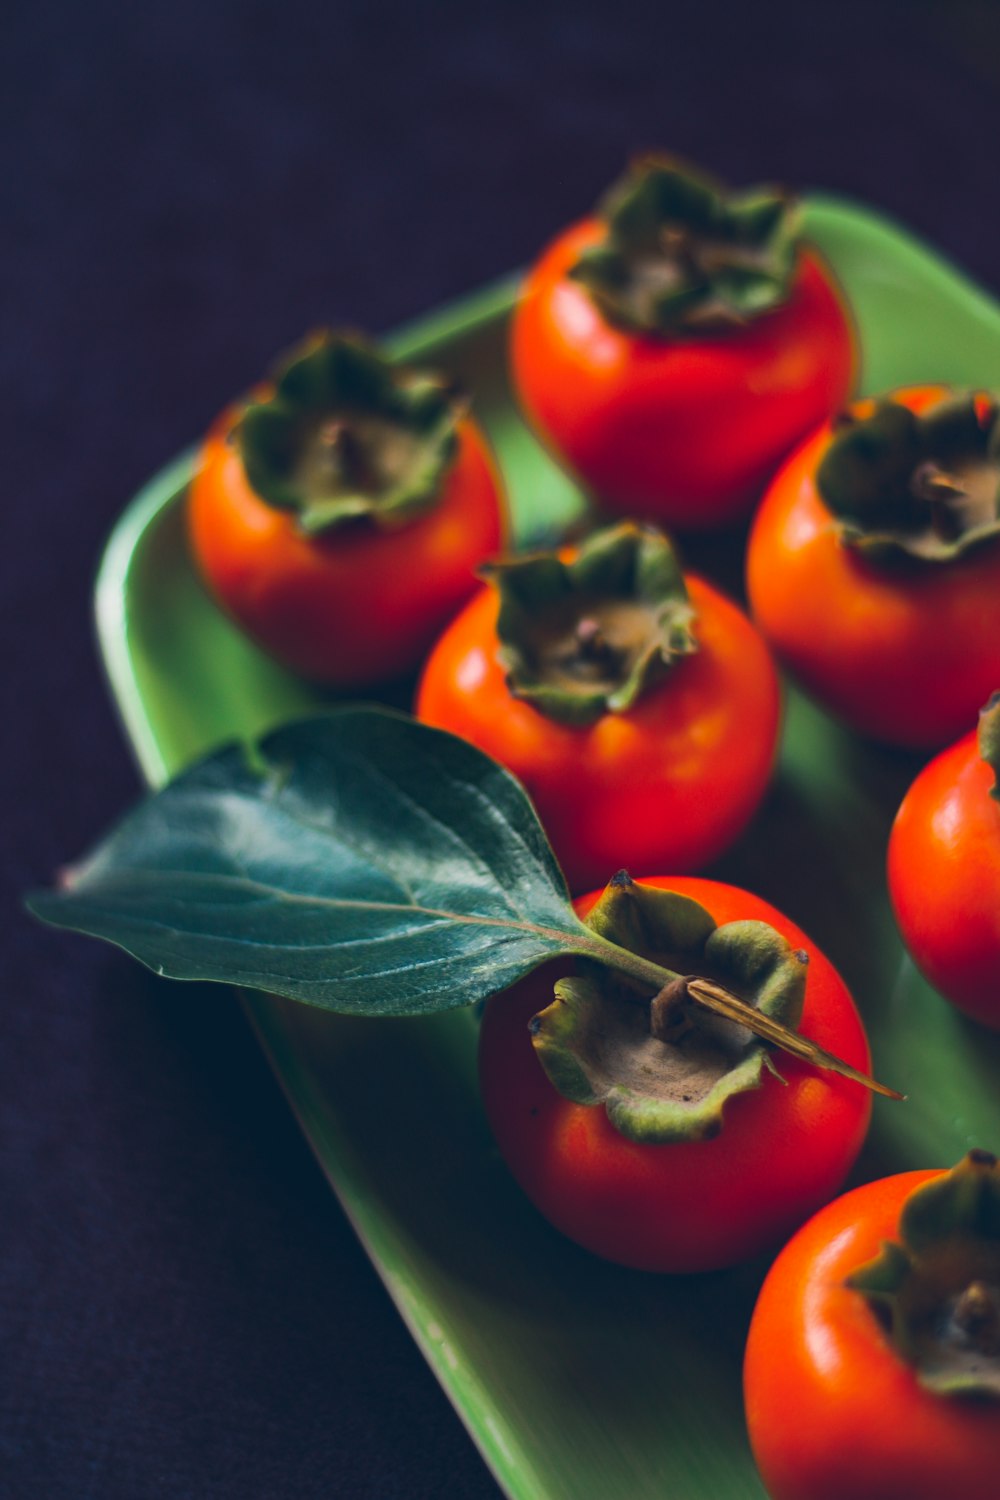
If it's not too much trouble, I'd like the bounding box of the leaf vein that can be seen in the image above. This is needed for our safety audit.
[66,871,587,948]
[329,748,532,919]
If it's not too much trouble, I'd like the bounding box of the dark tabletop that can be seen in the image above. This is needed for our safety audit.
[7,2,1000,1496]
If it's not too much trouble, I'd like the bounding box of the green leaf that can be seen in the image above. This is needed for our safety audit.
[27,709,596,1016]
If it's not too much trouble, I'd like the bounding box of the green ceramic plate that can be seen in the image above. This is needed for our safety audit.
[95,196,1000,1500]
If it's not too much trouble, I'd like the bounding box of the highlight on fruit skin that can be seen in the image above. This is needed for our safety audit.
[744,1153,1000,1500]
[888,692,1000,1026]
[510,154,857,529]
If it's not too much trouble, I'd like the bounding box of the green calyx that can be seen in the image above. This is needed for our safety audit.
[235,332,466,535]
[847,1151,1000,1399]
[979,694,1000,802]
[528,872,808,1144]
[568,155,800,335]
[484,522,697,727]
[818,391,1000,562]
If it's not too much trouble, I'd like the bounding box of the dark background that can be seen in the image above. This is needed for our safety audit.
[6,2,1000,1495]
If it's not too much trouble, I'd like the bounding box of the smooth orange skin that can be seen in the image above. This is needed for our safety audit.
[744,1167,1000,1500]
[415,574,781,893]
[510,217,856,530]
[187,408,506,687]
[747,385,1000,748]
[888,727,1000,1026]
[479,876,873,1274]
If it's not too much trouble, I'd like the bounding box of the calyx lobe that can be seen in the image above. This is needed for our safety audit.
[848,1150,1000,1398]
[568,155,800,335]
[528,874,808,1143]
[818,391,1000,562]
[485,522,697,726]
[235,332,466,535]
[979,694,1000,801]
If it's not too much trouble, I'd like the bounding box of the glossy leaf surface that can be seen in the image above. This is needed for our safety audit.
[30,710,588,1013]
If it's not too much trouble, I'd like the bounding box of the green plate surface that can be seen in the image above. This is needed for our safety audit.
[95,196,1000,1500]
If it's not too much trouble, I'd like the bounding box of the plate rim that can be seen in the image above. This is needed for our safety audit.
[89,189,1000,1500]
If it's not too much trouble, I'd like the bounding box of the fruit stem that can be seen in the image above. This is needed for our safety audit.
[579,930,904,1100]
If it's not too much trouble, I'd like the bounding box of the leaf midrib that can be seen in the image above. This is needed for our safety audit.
[179,751,559,925]
[56,867,590,949]
[300,744,558,921]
